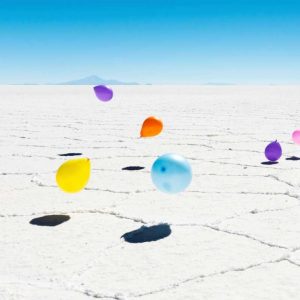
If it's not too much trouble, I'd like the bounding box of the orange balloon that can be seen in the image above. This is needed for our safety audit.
[140,116,163,137]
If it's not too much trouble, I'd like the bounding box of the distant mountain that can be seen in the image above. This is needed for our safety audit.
[57,75,139,85]
[204,82,236,86]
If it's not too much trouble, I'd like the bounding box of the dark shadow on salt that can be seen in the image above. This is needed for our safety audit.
[286,156,300,161]
[122,166,145,171]
[58,153,82,157]
[30,215,70,227]
[121,224,171,243]
[261,161,279,165]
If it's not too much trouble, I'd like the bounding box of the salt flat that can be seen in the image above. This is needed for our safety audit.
[1,85,300,299]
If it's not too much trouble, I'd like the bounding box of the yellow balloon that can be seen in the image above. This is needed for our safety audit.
[56,158,91,193]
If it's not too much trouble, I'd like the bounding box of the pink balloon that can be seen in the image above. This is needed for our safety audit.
[292,130,300,145]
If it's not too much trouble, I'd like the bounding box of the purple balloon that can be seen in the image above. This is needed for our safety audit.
[265,140,282,162]
[93,85,113,102]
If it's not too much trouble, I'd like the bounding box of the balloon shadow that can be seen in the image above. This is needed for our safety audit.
[286,156,300,161]
[261,161,279,165]
[122,166,145,171]
[58,153,82,157]
[30,215,70,227]
[121,224,171,243]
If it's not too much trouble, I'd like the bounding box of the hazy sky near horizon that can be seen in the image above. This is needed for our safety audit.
[0,0,299,84]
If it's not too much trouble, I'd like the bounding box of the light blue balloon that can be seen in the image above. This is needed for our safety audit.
[151,154,192,194]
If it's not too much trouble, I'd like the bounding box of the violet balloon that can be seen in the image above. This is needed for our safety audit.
[93,85,113,102]
[264,140,282,162]
[292,130,300,145]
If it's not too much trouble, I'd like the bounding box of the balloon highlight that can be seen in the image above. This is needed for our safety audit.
[151,154,192,194]
[56,158,91,193]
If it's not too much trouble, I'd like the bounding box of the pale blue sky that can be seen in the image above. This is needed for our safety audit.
[0,0,299,84]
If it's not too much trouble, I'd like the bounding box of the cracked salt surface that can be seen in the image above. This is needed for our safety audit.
[1,85,300,299]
